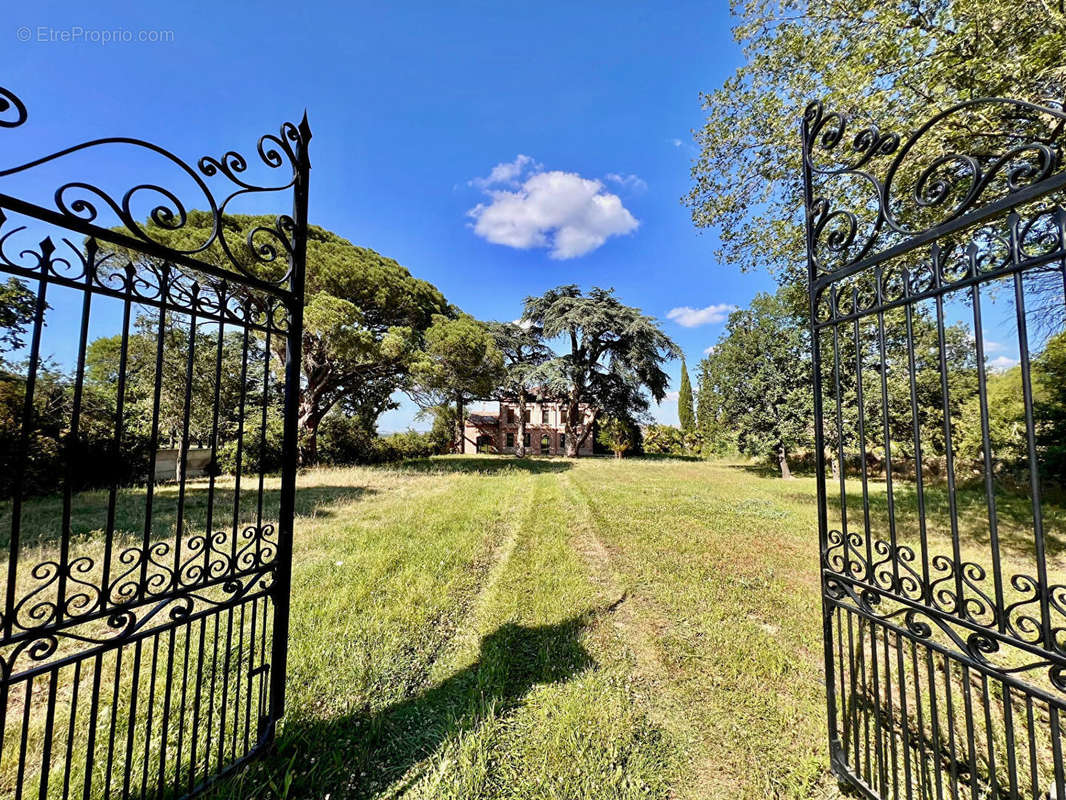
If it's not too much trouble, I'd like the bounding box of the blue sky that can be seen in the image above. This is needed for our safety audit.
[3,1,778,430]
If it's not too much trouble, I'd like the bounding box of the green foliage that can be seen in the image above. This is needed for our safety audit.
[413,314,506,403]
[419,403,460,455]
[523,285,679,456]
[642,424,685,456]
[0,361,152,498]
[686,0,1066,288]
[97,211,451,462]
[695,358,737,457]
[485,321,551,458]
[0,277,37,359]
[213,406,286,476]
[699,291,811,476]
[412,314,506,450]
[955,366,1029,469]
[373,429,439,462]
[1037,332,1066,481]
[596,416,639,458]
[677,358,695,434]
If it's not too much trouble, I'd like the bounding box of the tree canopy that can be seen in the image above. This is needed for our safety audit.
[411,314,505,451]
[686,0,1066,288]
[678,357,695,434]
[522,285,679,457]
[98,211,451,463]
[485,321,552,458]
[699,291,811,478]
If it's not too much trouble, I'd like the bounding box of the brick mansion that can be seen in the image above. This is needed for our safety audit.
[461,399,595,456]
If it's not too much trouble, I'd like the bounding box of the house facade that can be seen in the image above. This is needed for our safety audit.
[461,399,595,456]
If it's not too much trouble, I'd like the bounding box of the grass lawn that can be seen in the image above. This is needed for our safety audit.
[212,456,836,799]
[5,455,1061,798]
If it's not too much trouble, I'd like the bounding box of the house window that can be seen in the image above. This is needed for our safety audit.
[507,408,515,424]
[506,432,514,448]
[523,433,531,448]
[559,433,566,450]
[541,408,550,424]
[540,434,550,454]
[523,409,531,423]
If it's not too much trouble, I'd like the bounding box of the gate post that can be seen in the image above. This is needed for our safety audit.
[801,107,844,780]
[268,112,312,742]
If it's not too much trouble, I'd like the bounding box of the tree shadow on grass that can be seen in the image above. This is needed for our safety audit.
[633,453,703,463]
[724,462,814,479]
[0,483,378,551]
[215,613,596,799]
[780,477,1066,561]
[397,456,572,475]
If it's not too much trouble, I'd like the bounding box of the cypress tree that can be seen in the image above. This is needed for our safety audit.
[678,357,695,433]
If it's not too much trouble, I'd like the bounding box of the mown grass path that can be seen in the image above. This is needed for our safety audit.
[206,457,842,800]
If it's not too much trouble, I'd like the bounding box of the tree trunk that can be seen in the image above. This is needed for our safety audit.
[455,394,464,454]
[515,394,526,457]
[565,396,580,457]
[778,443,793,480]
[614,449,623,459]
[830,452,839,481]
[573,407,599,457]
[175,431,188,484]
[298,394,322,466]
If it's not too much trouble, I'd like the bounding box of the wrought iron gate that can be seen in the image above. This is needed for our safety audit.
[0,85,308,798]
[804,97,1066,799]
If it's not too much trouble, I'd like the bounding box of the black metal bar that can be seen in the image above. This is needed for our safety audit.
[0,194,295,301]
[810,170,1066,292]
[268,112,310,736]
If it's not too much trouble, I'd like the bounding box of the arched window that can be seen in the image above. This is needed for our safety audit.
[540,434,550,454]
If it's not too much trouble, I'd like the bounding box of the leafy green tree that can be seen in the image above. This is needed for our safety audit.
[955,366,1028,472]
[701,291,811,478]
[411,314,505,451]
[98,211,451,464]
[678,357,695,434]
[485,321,552,458]
[0,277,36,360]
[643,424,685,456]
[522,286,679,457]
[597,415,638,459]
[86,314,256,482]
[686,0,1066,290]
[1036,332,1066,482]
[818,308,976,480]
[695,356,736,457]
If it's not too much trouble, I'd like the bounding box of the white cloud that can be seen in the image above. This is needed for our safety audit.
[984,339,1005,353]
[469,154,541,189]
[662,391,679,402]
[467,158,640,260]
[988,355,1019,372]
[703,344,717,356]
[666,303,737,328]
[670,138,683,148]
[605,173,648,192]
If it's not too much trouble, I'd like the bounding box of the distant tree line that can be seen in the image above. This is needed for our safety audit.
[647,287,1066,486]
[0,215,681,498]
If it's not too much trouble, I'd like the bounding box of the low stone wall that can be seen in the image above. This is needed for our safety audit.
[153,447,213,482]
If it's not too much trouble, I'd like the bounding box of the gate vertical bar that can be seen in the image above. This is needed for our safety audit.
[268,111,311,742]
[801,108,843,779]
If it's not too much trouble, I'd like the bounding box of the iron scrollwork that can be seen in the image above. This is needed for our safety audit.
[803,97,1066,279]
[0,85,310,290]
